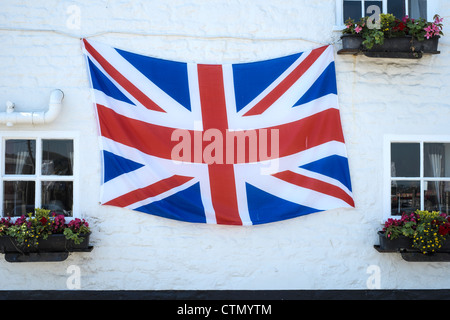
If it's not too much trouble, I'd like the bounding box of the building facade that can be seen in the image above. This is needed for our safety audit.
[0,0,449,294]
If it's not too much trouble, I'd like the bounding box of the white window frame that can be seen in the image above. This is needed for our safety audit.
[334,0,438,30]
[383,134,450,222]
[0,131,80,220]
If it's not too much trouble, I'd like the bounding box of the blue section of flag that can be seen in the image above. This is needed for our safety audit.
[232,53,302,112]
[246,183,319,224]
[300,155,352,192]
[103,150,144,183]
[88,58,135,105]
[294,61,337,106]
[135,182,206,223]
[115,48,192,111]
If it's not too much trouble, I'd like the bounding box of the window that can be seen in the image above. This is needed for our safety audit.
[0,133,78,218]
[385,136,450,218]
[335,0,435,29]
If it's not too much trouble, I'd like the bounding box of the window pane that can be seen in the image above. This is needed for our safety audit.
[424,143,450,178]
[344,0,362,21]
[391,143,420,177]
[388,0,406,18]
[5,140,36,175]
[41,181,73,217]
[425,181,450,214]
[391,180,421,215]
[3,181,35,217]
[409,0,427,19]
[42,140,73,176]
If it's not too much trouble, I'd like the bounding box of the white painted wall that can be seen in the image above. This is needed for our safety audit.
[0,0,450,290]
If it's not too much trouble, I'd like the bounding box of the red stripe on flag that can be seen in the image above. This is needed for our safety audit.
[97,103,344,164]
[197,64,242,225]
[83,39,165,113]
[243,45,328,117]
[272,170,355,207]
[275,108,345,158]
[105,175,193,207]
[97,104,176,159]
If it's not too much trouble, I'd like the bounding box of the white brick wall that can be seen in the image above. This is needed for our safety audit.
[0,0,450,290]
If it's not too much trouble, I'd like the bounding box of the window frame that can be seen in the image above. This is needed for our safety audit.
[334,0,437,30]
[383,134,450,221]
[0,131,80,220]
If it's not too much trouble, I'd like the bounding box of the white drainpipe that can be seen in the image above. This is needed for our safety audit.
[2,89,64,126]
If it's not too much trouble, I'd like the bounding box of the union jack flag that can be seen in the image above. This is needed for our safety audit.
[82,39,354,225]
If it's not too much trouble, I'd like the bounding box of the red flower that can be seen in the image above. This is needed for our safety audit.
[39,217,48,225]
[439,223,450,236]
[392,21,407,32]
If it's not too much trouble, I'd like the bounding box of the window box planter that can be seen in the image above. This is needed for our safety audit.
[338,34,440,59]
[376,230,413,252]
[338,34,363,54]
[0,233,93,262]
[0,208,93,262]
[375,211,450,261]
[375,237,450,262]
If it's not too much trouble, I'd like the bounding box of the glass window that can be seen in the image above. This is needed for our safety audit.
[342,0,428,23]
[3,181,35,217]
[344,0,363,21]
[2,138,75,217]
[388,0,406,18]
[425,181,450,213]
[5,140,36,175]
[41,181,73,216]
[424,143,450,178]
[391,180,420,215]
[391,143,419,177]
[42,139,73,176]
[389,140,450,217]
[409,0,427,19]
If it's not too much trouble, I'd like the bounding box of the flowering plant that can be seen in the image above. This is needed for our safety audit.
[382,210,450,254]
[342,13,444,49]
[1,208,90,248]
[382,211,418,240]
[64,218,91,245]
[413,210,450,254]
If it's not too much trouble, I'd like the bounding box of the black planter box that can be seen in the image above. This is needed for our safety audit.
[340,34,363,51]
[377,231,413,252]
[339,34,440,58]
[375,231,450,262]
[0,233,91,254]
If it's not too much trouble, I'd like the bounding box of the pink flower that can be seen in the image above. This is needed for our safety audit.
[435,16,444,24]
[424,24,438,39]
[402,15,409,23]
[355,26,362,33]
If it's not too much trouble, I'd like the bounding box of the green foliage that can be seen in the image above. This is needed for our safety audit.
[1,208,90,249]
[383,210,450,254]
[412,210,450,254]
[342,13,444,50]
